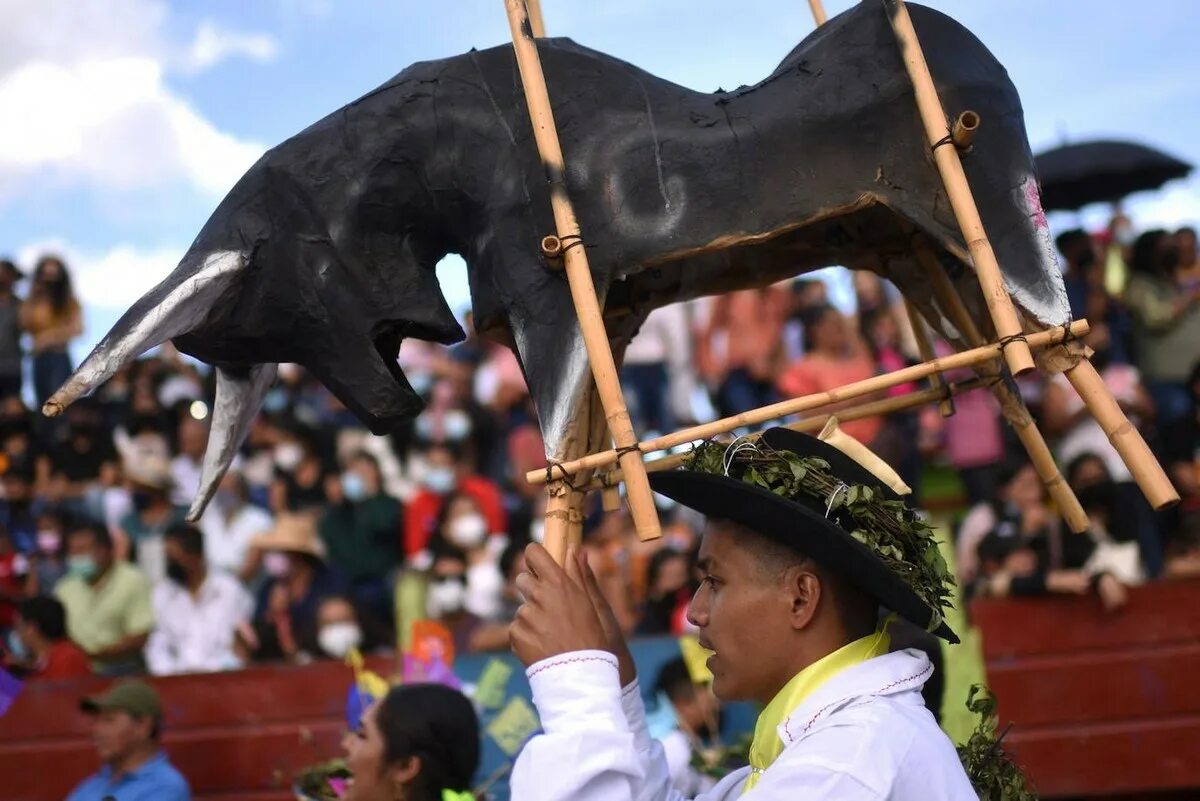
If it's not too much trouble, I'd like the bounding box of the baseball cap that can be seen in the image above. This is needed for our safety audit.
[80,680,162,720]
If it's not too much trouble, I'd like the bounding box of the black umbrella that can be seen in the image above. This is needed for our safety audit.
[1034,139,1194,211]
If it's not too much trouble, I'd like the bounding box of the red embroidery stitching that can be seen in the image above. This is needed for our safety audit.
[791,662,934,736]
[528,654,617,680]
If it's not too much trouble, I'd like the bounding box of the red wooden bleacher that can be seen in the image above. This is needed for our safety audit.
[0,657,390,801]
[973,580,1200,799]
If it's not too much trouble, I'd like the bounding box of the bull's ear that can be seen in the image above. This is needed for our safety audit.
[44,250,248,417]
[187,362,278,521]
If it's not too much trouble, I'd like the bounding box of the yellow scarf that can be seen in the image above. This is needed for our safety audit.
[742,623,892,794]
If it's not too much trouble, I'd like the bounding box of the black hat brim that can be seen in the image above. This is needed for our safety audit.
[650,431,957,643]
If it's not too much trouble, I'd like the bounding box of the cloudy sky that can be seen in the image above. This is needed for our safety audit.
[3,0,1198,359]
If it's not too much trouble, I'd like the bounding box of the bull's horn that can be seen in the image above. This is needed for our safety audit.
[43,250,247,417]
[187,362,278,522]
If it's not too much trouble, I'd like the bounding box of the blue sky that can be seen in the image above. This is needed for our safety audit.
[3,0,1198,359]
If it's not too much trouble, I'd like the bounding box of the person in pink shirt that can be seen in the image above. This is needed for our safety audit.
[776,304,883,446]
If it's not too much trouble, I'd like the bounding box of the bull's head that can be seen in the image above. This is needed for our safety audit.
[46,134,464,518]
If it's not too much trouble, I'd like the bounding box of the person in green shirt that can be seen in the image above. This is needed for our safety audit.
[54,521,154,675]
[319,452,401,627]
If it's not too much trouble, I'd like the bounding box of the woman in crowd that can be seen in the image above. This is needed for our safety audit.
[776,303,883,447]
[341,683,479,801]
[245,514,344,663]
[421,491,505,622]
[19,255,83,407]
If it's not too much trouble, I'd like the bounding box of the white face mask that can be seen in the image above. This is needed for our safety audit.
[427,577,467,617]
[529,520,546,544]
[448,513,487,549]
[317,621,363,658]
[263,552,291,578]
[274,443,303,471]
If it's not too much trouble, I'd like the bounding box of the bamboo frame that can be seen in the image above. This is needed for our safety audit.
[885,0,1035,376]
[807,0,828,25]
[914,249,1089,533]
[584,376,996,492]
[904,299,954,417]
[526,321,1088,485]
[503,0,661,545]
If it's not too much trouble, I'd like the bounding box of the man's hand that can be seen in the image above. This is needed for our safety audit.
[509,544,609,669]
[576,549,637,687]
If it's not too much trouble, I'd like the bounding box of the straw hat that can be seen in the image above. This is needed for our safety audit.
[251,513,326,560]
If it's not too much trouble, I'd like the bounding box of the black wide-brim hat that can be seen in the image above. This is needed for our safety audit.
[649,427,958,643]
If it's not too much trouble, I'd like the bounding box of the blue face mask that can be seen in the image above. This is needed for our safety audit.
[423,466,457,496]
[66,554,98,580]
[342,471,368,503]
[6,630,28,661]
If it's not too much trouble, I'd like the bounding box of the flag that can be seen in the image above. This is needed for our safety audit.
[0,666,23,716]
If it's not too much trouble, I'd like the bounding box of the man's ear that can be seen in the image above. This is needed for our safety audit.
[388,754,422,790]
[784,564,822,632]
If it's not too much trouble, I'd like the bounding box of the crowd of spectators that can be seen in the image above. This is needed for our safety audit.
[1,218,1199,681]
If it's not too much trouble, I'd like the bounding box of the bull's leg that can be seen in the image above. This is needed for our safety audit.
[916,249,1089,532]
[543,379,608,562]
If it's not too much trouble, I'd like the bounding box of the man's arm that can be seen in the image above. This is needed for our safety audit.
[509,545,687,801]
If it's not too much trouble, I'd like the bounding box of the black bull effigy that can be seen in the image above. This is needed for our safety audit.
[47,3,1069,518]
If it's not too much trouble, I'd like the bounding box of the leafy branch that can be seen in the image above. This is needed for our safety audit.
[957,685,1038,800]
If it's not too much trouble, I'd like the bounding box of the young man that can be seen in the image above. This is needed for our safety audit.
[66,680,191,801]
[145,523,254,675]
[509,427,974,800]
[12,596,91,679]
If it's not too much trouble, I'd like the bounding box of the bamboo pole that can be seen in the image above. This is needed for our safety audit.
[885,0,1035,377]
[584,376,995,491]
[807,0,828,25]
[503,0,660,544]
[915,249,1089,532]
[1064,360,1179,510]
[526,0,546,37]
[904,299,954,417]
[526,321,1088,485]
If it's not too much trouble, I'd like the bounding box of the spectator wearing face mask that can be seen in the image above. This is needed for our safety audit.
[269,426,329,515]
[319,452,401,626]
[245,515,344,663]
[199,470,273,584]
[54,522,154,675]
[145,524,253,675]
[404,441,506,558]
[115,454,186,585]
[7,596,91,679]
[313,594,392,660]
[28,510,67,595]
[468,543,528,653]
[423,552,493,655]
[50,399,117,519]
[424,492,504,621]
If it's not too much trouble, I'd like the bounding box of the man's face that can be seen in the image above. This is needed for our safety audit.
[92,710,151,764]
[687,523,795,704]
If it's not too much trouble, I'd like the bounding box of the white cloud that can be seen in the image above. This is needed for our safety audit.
[181,21,280,75]
[0,0,270,203]
[0,58,263,198]
[16,239,183,312]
